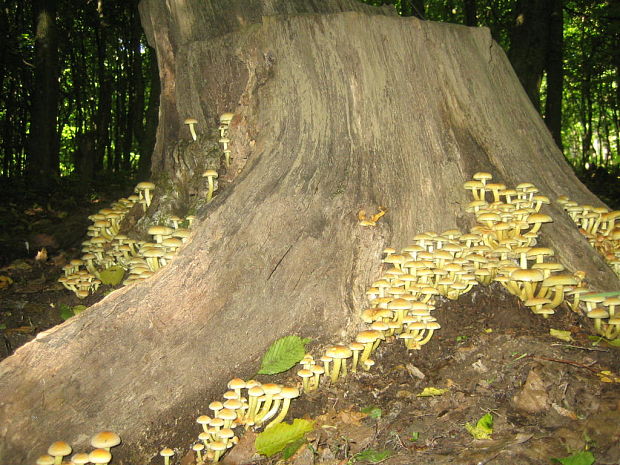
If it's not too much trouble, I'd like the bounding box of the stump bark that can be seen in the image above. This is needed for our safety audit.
[1,3,617,464]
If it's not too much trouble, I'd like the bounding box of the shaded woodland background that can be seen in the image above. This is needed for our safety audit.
[1,0,618,184]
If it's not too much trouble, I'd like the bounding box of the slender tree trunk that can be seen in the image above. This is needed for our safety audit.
[137,47,159,178]
[463,0,477,27]
[409,0,425,19]
[0,4,617,464]
[543,0,563,150]
[508,0,550,111]
[27,0,59,185]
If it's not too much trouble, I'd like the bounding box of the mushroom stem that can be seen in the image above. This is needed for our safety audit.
[265,398,292,429]
[207,176,215,202]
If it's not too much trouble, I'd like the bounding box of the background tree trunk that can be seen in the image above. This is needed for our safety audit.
[543,0,563,150]
[508,0,550,112]
[27,0,59,185]
[1,4,617,464]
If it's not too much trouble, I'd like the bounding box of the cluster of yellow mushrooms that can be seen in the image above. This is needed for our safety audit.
[35,431,121,465]
[556,196,620,278]
[58,112,236,300]
[57,181,195,298]
[200,112,235,202]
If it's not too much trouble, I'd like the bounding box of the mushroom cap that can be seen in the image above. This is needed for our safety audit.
[209,401,224,411]
[197,414,211,425]
[388,298,412,310]
[217,408,237,421]
[524,297,552,307]
[541,274,578,287]
[148,225,174,236]
[89,448,112,464]
[36,455,55,465]
[261,383,282,395]
[349,342,365,351]
[510,268,544,282]
[135,181,155,190]
[48,441,72,458]
[91,431,121,449]
[587,308,609,319]
[223,399,243,410]
[472,172,493,181]
[71,453,91,464]
[220,112,234,123]
[280,386,300,398]
[326,345,353,359]
[209,441,227,452]
[202,169,219,178]
[184,117,198,124]
[355,330,383,343]
[527,213,553,224]
[160,448,175,457]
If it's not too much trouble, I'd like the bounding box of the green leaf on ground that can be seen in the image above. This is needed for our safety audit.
[351,448,393,463]
[281,438,307,459]
[417,387,449,397]
[588,335,620,347]
[99,265,125,285]
[465,412,493,439]
[361,406,382,419]
[580,291,620,299]
[255,419,314,457]
[258,335,311,375]
[59,304,87,321]
[551,450,595,465]
[409,432,420,441]
[550,328,573,342]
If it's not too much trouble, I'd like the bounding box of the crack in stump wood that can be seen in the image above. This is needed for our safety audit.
[268,243,294,281]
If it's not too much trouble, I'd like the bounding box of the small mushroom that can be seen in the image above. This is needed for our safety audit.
[91,431,121,452]
[265,386,299,429]
[184,117,198,141]
[89,448,112,465]
[135,181,156,209]
[48,441,72,465]
[159,448,174,465]
[202,169,219,202]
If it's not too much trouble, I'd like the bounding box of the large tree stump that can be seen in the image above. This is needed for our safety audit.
[1,4,616,464]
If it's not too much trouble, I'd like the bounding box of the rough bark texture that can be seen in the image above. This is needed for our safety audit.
[1,5,618,465]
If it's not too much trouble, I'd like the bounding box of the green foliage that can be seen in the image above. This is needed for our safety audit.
[361,406,383,419]
[98,266,125,286]
[255,419,314,457]
[281,438,307,459]
[409,431,420,442]
[349,448,393,463]
[258,335,311,375]
[59,304,87,321]
[551,451,596,465]
[417,387,449,397]
[465,412,493,440]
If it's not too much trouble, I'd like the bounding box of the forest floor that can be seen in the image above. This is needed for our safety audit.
[0,170,619,465]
